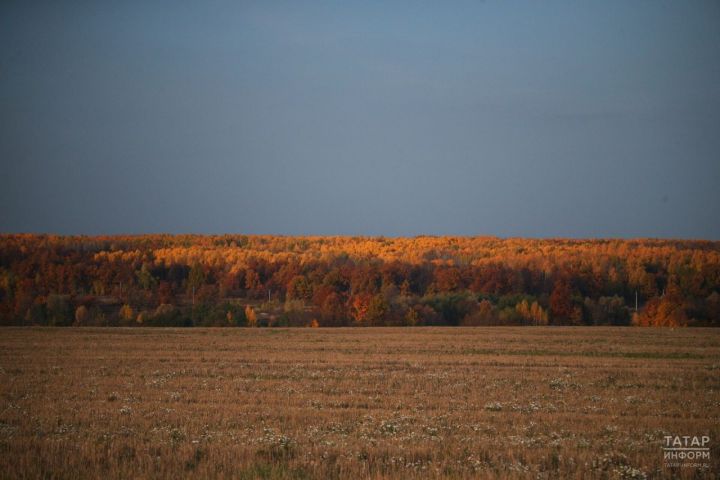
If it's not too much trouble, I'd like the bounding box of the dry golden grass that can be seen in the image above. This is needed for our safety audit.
[0,327,718,479]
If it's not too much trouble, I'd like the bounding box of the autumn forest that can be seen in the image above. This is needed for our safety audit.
[1,234,719,328]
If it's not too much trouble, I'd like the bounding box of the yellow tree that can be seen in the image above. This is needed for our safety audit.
[119,304,134,321]
[530,301,548,325]
[245,305,257,327]
[74,305,88,326]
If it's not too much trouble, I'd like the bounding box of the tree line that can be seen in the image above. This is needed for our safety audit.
[0,234,718,327]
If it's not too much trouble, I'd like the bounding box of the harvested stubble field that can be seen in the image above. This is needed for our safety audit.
[0,328,718,479]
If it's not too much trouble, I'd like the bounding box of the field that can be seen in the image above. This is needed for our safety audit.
[1,327,718,479]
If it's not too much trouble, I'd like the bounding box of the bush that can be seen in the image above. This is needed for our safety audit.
[46,295,72,326]
[421,292,476,326]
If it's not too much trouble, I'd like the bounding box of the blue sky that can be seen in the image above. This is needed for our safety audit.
[1,1,719,238]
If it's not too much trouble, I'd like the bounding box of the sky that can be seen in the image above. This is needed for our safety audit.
[1,1,719,239]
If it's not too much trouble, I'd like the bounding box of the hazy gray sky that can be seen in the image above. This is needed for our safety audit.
[1,1,719,238]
